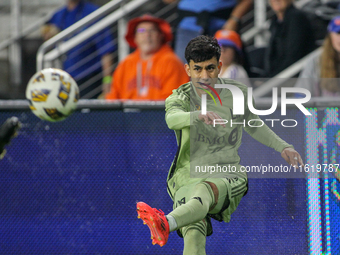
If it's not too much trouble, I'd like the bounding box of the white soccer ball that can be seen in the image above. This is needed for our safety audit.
[26,68,79,122]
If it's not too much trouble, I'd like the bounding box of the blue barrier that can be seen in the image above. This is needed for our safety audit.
[0,108,309,254]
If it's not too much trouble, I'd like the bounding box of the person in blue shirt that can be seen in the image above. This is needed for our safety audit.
[41,0,115,99]
[163,0,253,63]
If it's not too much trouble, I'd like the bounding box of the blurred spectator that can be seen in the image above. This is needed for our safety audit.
[215,30,251,86]
[41,0,115,99]
[264,0,315,77]
[163,0,253,63]
[105,15,188,100]
[295,16,340,97]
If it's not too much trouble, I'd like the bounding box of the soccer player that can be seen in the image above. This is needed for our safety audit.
[0,117,21,159]
[137,35,304,254]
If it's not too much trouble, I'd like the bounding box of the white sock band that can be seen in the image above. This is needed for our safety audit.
[166,215,178,232]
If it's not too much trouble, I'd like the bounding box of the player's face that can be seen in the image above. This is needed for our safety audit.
[134,22,164,55]
[220,46,235,67]
[269,0,292,13]
[330,32,340,53]
[185,57,222,97]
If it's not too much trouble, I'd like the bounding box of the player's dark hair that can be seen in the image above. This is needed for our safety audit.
[185,35,221,64]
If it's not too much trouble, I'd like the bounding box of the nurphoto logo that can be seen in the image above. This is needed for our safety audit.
[201,84,311,128]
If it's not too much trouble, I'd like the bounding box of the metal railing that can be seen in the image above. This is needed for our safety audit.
[38,0,309,99]
[36,0,129,71]
[253,47,323,98]
[37,0,180,70]
[36,0,262,69]
[0,1,62,90]
[39,0,266,69]
[36,0,178,99]
[0,0,322,99]
[0,11,53,53]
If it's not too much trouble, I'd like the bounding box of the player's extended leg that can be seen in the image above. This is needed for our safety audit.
[137,182,215,247]
[0,117,21,159]
[168,182,214,229]
[182,221,208,255]
[136,202,170,247]
[137,176,247,249]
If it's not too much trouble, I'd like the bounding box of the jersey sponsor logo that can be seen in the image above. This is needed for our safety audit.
[197,132,238,146]
[196,133,225,145]
[228,128,238,146]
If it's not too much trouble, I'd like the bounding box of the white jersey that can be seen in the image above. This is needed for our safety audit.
[219,64,251,87]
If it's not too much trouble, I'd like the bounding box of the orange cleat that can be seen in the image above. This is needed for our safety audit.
[136,202,169,247]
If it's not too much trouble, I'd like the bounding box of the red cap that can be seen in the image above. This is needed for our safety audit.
[125,14,173,48]
[214,30,242,53]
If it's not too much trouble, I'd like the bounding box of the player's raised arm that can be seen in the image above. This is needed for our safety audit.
[243,92,304,168]
[165,90,190,130]
[281,147,304,168]
[197,111,226,127]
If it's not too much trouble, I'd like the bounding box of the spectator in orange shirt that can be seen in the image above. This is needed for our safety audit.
[105,15,189,100]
